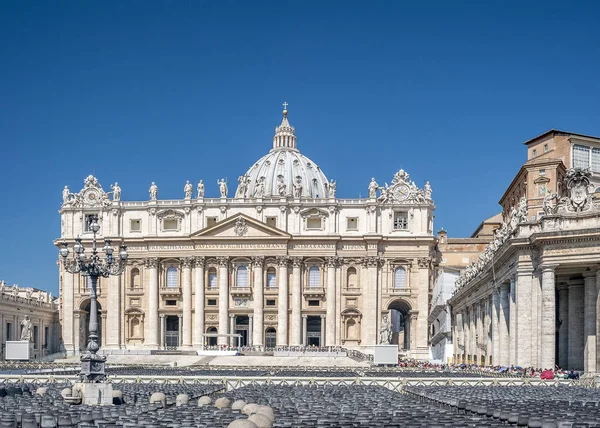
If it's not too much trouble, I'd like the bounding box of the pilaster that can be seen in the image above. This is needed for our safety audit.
[583,270,597,374]
[181,257,193,349]
[144,258,159,348]
[252,257,264,346]
[217,256,229,346]
[276,256,289,345]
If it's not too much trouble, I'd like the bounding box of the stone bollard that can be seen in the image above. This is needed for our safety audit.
[36,387,48,396]
[214,397,231,409]
[256,406,274,422]
[149,392,166,408]
[241,403,259,416]
[198,396,212,406]
[231,400,247,410]
[248,413,272,428]
[175,394,189,407]
[227,420,258,428]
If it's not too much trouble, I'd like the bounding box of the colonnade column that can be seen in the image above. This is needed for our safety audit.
[62,272,75,355]
[291,257,302,346]
[540,264,557,370]
[193,257,205,348]
[276,256,289,345]
[248,315,253,346]
[159,314,165,349]
[491,290,499,366]
[105,273,121,349]
[568,280,585,370]
[252,257,264,346]
[361,257,379,345]
[302,315,308,346]
[509,276,517,365]
[320,314,326,345]
[499,284,510,367]
[178,314,183,347]
[583,270,597,373]
[145,258,159,348]
[217,257,229,346]
[326,257,337,346]
[416,258,430,354]
[181,257,193,349]
[229,314,236,347]
[558,284,569,369]
[516,268,533,367]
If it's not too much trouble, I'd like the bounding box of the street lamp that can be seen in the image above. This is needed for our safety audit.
[59,214,127,382]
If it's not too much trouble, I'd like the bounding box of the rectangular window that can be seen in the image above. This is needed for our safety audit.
[539,169,546,175]
[206,217,218,227]
[163,219,178,231]
[592,147,600,173]
[166,300,177,306]
[543,143,548,153]
[532,149,537,157]
[308,300,320,307]
[208,272,217,288]
[308,267,321,288]
[207,299,217,306]
[266,299,276,306]
[84,214,96,232]
[266,217,277,228]
[130,219,141,232]
[573,144,590,169]
[306,217,322,230]
[166,268,178,288]
[346,217,358,231]
[6,323,11,341]
[236,266,248,287]
[393,212,408,230]
[267,272,277,288]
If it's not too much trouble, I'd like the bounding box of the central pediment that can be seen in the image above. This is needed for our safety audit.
[191,213,291,239]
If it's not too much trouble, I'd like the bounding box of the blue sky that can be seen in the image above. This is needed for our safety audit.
[1,1,599,294]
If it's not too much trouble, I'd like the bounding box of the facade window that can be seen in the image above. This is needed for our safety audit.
[393,212,408,230]
[393,267,406,289]
[166,267,178,288]
[572,144,600,172]
[166,300,177,306]
[163,219,178,231]
[346,217,358,231]
[206,217,218,227]
[207,299,217,306]
[208,268,217,289]
[308,300,320,307]
[346,267,357,288]
[308,266,321,288]
[544,143,548,153]
[266,299,276,306]
[532,149,537,157]
[84,214,96,232]
[130,268,141,290]
[265,327,276,348]
[539,169,545,175]
[266,217,277,228]
[236,266,248,287]
[306,217,322,230]
[130,219,141,232]
[266,268,276,288]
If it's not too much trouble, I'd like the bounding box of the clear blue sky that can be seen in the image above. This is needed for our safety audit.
[1,1,599,294]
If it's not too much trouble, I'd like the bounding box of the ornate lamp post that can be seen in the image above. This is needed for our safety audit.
[59,215,127,382]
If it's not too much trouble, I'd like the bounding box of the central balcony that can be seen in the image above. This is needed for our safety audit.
[303,287,325,298]
[230,286,252,297]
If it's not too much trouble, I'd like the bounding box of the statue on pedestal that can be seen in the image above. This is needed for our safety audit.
[327,179,336,198]
[255,177,265,198]
[293,176,303,198]
[184,180,193,199]
[218,178,228,198]
[197,180,205,198]
[149,182,158,200]
[276,175,287,196]
[110,182,121,201]
[62,186,71,205]
[379,315,392,345]
[20,315,32,342]
[368,178,379,198]
[424,181,432,200]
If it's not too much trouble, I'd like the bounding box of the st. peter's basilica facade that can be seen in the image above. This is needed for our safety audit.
[56,108,436,358]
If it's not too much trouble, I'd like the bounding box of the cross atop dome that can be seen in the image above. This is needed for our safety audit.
[273,101,297,151]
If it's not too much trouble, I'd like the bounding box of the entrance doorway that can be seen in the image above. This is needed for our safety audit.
[206,327,217,346]
[165,315,179,349]
[265,327,276,348]
[388,300,412,350]
[307,316,322,346]
[235,315,249,347]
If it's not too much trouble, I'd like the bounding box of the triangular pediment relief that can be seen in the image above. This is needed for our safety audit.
[191,213,291,239]
[300,207,329,218]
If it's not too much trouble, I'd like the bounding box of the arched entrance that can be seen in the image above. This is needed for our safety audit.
[80,300,102,352]
[235,315,249,347]
[206,327,217,347]
[387,299,412,350]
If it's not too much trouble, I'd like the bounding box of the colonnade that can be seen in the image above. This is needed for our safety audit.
[453,266,600,372]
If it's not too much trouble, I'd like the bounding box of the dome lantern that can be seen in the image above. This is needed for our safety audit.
[272,101,297,151]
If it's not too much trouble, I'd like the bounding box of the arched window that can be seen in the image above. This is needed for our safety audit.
[308,266,320,288]
[237,266,248,287]
[130,268,140,291]
[166,267,178,288]
[208,268,217,289]
[266,267,276,288]
[265,327,276,348]
[346,267,357,288]
[393,267,406,289]
[206,326,217,346]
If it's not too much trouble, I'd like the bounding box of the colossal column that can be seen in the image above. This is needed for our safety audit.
[540,264,557,370]
[217,256,229,346]
[557,283,569,369]
[416,258,431,356]
[361,257,379,345]
[302,314,308,345]
[62,271,75,355]
[105,273,122,349]
[252,257,264,346]
[326,257,337,346]
[491,290,500,366]
[516,268,533,367]
[509,275,517,365]
[568,280,585,370]
[145,258,159,348]
[193,257,205,348]
[276,256,289,345]
[583,270,597,373]
[291,257,302,346]
[181,257,193,349]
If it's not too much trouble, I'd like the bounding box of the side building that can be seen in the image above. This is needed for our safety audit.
[55,107,437,358]
[449,129,600,373]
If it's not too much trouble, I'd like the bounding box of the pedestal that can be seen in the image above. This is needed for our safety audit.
[5,341,33,360]
[80,353,107,382]
[72,382,113,406]
[374,344,398,365]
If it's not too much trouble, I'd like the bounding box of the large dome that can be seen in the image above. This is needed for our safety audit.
[234,109,331,199]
